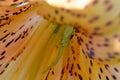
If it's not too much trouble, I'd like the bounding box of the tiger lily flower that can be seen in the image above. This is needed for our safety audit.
[0,0,120,80]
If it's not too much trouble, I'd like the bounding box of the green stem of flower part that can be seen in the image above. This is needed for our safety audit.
[43,25,74,73]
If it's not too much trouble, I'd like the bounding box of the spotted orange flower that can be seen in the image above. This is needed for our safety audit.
[0,0,120,80]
